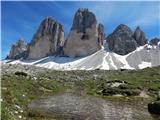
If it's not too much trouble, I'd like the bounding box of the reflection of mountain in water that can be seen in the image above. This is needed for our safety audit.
[28,92,152,120]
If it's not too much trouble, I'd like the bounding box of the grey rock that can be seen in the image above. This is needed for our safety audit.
[133,26,147,46]
[106,24,137,55]
[148,101,160,115]
[98,24,105,46]
[27,17,64,59]
[28,92,105,120]
[71,8,97,33]
[150,37,160,45]
[64,8,102,57]
[7,38,28,59]
[1,63,50,77]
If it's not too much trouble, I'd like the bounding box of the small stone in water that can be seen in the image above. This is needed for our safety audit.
[18,115,22,119]
[14,104,21,109]
[20,110,23,113]
[14,111,18,114]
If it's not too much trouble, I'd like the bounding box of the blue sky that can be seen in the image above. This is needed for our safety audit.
[1,1,160,59]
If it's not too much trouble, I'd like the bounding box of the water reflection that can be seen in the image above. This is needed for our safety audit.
[103,100,151,120]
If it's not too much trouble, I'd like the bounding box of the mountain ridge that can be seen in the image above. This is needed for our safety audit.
[3,43,160,70]
[4,8,160,70]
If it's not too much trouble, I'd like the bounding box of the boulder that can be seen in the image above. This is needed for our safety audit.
[7,38,28,59]
[148,101,160,115]
[106,24,137,55]
[133,26,147,46]
[64,8,103,57]
[27,17,64,59]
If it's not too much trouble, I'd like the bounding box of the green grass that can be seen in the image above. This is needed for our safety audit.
[1,66,160,119]
[107,67,160,96]
[1,73,68,120]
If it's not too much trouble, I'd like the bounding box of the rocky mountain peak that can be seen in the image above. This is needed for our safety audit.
[64,8,102,57]
[27,17,64,59]
[113,24,133,35]
[71,8,97,33]
[17,38,25,44]
[78,8,88,12]
[7,38,28,59]
[6,9,157,60]
[106,24,137,55]
[16,38,26,47]
[39,17,61,36]
[150,37,160,45]
[133,26,147,46]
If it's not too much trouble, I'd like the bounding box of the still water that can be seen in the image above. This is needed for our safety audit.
[103,99,152,120]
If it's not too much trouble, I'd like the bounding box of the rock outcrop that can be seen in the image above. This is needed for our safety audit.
[149,37,160,45]
[148,101,160,115]
[7,9,157,60]
[27,17,64,59]
[64,8,104,57]
[98,24,105,46]
[133,26,147,46]
[106,24,137,55]
[7,38,28,59]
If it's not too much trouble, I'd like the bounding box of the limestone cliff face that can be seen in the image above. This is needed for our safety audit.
[27,17,64,59]
[7,8,156,60]
[106,25,149,55]
[98,24,105,46]
[106,24,137,55]
[7,38,28,59]
[133,26,147,46]
[149,38,160,45]
[64,8,104,57]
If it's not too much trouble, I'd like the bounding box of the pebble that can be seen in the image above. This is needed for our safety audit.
[18,115,22,119]
[20,110,23,113]
[14,104,21,109]
[14,111,18,114]
[0,98,3,102]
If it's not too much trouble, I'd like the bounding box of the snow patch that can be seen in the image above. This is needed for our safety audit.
[138,61,151,69]
[3,44,160,70]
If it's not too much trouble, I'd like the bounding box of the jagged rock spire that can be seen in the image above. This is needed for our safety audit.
[64,8,104,57]
[133,26,147,46]
[106,24,137,55]
[27,17,65,59]
[7,38,28,59]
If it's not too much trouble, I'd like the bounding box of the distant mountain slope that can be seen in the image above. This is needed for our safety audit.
[3,44,160,70]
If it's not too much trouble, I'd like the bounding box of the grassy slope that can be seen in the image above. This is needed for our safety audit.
[1,74,67,120]
[74,67,160,98]
[1,66,160,120]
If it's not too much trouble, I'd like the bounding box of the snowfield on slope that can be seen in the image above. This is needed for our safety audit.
[2,45,160,70]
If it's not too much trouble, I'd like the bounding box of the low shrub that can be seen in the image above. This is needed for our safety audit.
[15,71,28,77]
[122,89,140,96]
[118,84,142,90]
